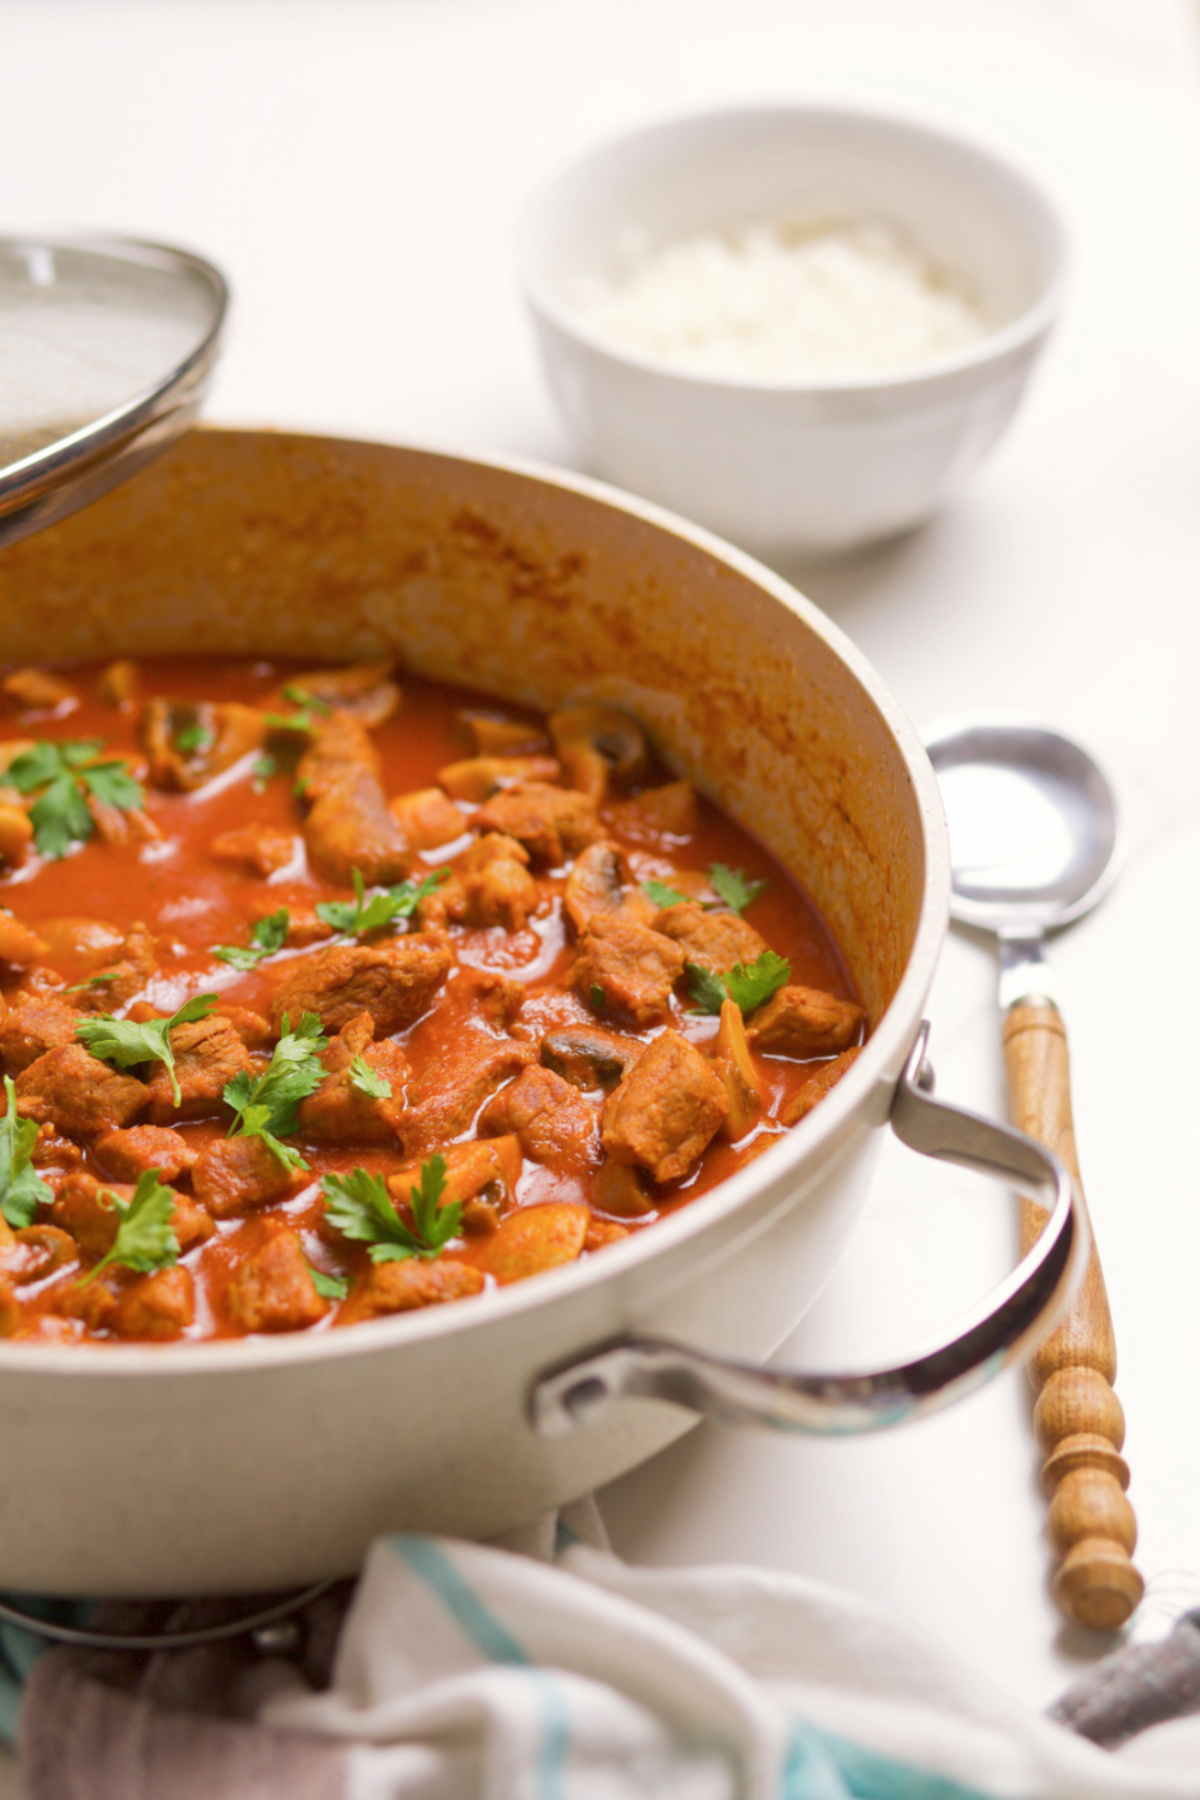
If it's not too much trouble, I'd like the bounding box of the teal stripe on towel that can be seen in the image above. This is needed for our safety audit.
[391,1537,570,1799]
[784,1718,997,1800]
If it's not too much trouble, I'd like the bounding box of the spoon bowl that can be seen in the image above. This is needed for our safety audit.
[924,715,1119,936]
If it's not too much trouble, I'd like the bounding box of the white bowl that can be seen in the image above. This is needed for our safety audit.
[518,106,1067,559]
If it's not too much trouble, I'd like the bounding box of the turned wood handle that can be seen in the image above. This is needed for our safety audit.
[1003,1002,1142,1630]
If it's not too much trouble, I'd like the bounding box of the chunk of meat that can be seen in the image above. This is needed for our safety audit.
[480,1066,600,1173]
[548,705,649,801]
[297,713,411,886]
[746,986,865,1057]
[584,1218,630,1252]
[96,659,139,708]
[296,1011,408,1142]
[15,1044,149,1136]
[608,780,698,845]
[221,1221,327,1333]
[0,910,48,968]
[53,1170,211,1256]
[192,1135,298,1218]
[437,755,561,803]
[474,1203,589,1284]
[112,1268,195,1341]
[651,901,769,975]
[0,1277,16,1336]
[0,994,79,1073]
[85,791,163,848]
[472,783,599,867]
[3,668,77,714]
[74,922,158,1013]
[388,786,467,851]
[572,915,685,1028]
[274,661,400,728]
[93,1124,197,1183]
[29,1125,83,1170]
[0,1225,78,1285]
[144,1014,251,1124]
[210,825,298,876]
[0,804,32,867]
[215,1006,273,1050]
[399,969,534,1154]
[709,999,761,1141]
[142,698,267,791]
[421,833,537,932]
[563,841,656,936]
[341,1258,485,1322]
[602,1029,730,1184]
[539,1023,643,1093]
[782,1048,862,1125]
[269,935,452,1038]
[458,712,550,757]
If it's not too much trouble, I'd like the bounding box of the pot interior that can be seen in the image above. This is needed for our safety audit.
[0,427,930,1024]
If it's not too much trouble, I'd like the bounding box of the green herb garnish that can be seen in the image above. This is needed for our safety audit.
[322,1155,459,1263]
[265,709,317,734]
[308,1265,350,1301]
[707,863,768,915]
[315,866,448,936]
[223,1011,327,1171]
[251,753,277,793]
[77,1169,179,1286]
[0,1075,52,1229]
[212,908,290,971]
[8,739,145,859]
[642,878,689,910]
[174,723,212,756]
[686,951,791,1018]
[349,1055,391,1100]
[62,972,118,995]
[282,684,332,716]
[76,994,219,1107]
[589,984,606,1011]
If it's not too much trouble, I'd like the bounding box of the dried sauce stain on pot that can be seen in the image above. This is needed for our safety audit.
[0,655,867,1346]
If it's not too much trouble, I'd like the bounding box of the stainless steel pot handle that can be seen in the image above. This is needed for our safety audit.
[532,1022,1088,1439]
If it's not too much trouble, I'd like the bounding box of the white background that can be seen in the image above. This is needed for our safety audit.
[3,0,1200,1776]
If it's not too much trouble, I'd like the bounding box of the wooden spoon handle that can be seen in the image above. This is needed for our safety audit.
[1002,1002,1143,1630]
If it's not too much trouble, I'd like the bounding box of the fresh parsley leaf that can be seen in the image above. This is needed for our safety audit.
[223,1011,327,1170]
[315,867,448,937]
[78,1169,179,1286]
[0,1075,51,1229]
[8,739,145,858]
[282,683,332,716]
[684,962,729,1016]
[349,1055,391,1100]
[322,1154,460,1264]
[308,1265,349,1301]
[63,972,118,994]
[212,908,290,971]
[725,951,790,1015]
[686,951,791,1018]
[265,709,316,734]
[251,752,277,792]
[707,863,768,914]
[643,878,689,910]
[174,723,212,755]
[75,993,219,1107]
[589,984,606,1011]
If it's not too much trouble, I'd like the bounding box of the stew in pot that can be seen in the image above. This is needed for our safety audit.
[0,658,864,1343]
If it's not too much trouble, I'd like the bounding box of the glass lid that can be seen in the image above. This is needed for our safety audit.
[0,236,227,548]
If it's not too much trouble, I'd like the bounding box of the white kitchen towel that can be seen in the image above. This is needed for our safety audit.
[251,1522,1200,1799]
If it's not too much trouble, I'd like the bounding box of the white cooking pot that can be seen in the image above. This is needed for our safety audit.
[0,429,1082,1602]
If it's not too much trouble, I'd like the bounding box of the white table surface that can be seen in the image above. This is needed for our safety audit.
[4,0,1200,1777]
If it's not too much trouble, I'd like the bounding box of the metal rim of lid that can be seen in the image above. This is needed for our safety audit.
[0,235,229,548]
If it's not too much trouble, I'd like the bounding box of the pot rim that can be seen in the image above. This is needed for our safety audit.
[0,431,951,1380]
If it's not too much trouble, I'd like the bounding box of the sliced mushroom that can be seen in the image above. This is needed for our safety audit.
[458,711,550,757]
[96,660,140,708]
[271,661,400,728]
[142,699,267,792]
[540,1024,643,1093]
[6,1225,79,1285]
[0,804,32,868]
[593,1158,654,1218]
[437,755,561,803]
[548,705,649,801]
[710,999,761,1141]
[563,840,655,936]
[2,668,77,715]
[0,910,48,967]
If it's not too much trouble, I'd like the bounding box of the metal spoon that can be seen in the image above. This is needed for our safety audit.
[923,715,1142,1632]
